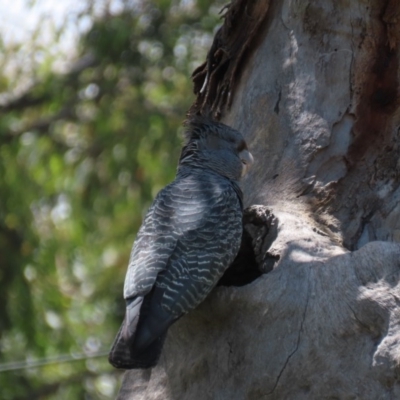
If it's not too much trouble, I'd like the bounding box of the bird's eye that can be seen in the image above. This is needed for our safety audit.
[237,141,247,152]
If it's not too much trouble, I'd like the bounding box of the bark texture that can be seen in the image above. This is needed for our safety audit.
[117,0,400,398]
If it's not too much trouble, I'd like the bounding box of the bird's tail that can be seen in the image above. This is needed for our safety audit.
[108,296,168,369]
[108,320,167,369]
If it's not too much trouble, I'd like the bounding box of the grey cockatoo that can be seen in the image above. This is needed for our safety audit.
[108,116,254,369]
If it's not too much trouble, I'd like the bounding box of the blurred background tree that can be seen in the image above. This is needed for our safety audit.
[0,0,223,398]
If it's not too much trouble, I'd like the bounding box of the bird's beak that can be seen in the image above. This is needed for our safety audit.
[240,149,254,177]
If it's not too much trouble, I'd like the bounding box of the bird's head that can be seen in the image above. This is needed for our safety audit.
[179,116,254,181]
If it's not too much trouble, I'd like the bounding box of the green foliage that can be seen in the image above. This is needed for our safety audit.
[0,1,223,398]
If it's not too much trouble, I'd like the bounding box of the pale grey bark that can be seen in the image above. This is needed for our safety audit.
[117,0,400,398]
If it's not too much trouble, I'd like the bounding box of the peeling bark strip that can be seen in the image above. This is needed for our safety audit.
[383,0,400,50]
[328,0,400,249]
[190,0,271,119]
[347,44,399,166]
[346,0,400,166]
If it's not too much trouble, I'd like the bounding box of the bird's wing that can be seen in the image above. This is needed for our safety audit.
[123,173,239,299]
[122,182,180,300]
[121,174,242,355]
[153,175,243,317]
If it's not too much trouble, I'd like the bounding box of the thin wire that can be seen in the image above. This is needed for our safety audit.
[0,350,110,373]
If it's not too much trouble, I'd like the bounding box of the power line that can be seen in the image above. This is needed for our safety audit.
[0,350,110,373]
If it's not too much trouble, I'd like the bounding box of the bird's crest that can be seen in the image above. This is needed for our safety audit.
[183,115,225,143]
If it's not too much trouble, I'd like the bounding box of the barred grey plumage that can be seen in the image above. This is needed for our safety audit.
[108,116,253,369]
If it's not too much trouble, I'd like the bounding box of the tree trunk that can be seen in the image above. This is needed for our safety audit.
[116,0,400,398]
